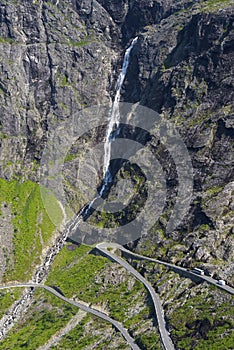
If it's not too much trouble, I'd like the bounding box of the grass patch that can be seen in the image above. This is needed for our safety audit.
[136,332,162,350]
[169,287,234,349]
[205,185,224,197]
[50,315,101,350]
[0,36,15,44]
[201,0,233,12]
[0,288,78,350]
[69,39,93,47]
[0,179,61,281]
[64,152,77,162]
[45,246,109,300]
[0,289,22,318]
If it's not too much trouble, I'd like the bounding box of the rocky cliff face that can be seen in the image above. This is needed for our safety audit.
[124,3,234,281]
[0,0,233,349]
[0,0,119,180]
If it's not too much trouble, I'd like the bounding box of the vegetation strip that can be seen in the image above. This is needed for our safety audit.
[0,284,140,350]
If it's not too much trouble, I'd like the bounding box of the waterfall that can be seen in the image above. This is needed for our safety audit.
[0,37,139,339]
[100,36,138,196]
[70,37,138,228]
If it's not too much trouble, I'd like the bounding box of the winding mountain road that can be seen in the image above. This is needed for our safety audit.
[96,243,175,350]
[1,243,232,350]
[0,283,140,350]
[117,245,234,296]
[96,242,234,350]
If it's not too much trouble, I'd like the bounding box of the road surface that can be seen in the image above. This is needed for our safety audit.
[117,245,234,296]
[0,283,140,350]
[96,243,175,350]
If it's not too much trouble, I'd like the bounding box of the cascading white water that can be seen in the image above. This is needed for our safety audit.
[0,37,139,341]
[102,36,138,182]
[71,36,138,227]
[100,36,138,196]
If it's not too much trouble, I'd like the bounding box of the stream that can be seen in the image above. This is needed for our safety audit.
[0,37,138,339]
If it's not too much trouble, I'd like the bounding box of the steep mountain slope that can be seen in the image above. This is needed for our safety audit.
[124,2,234,280]
[0,0,233,349]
